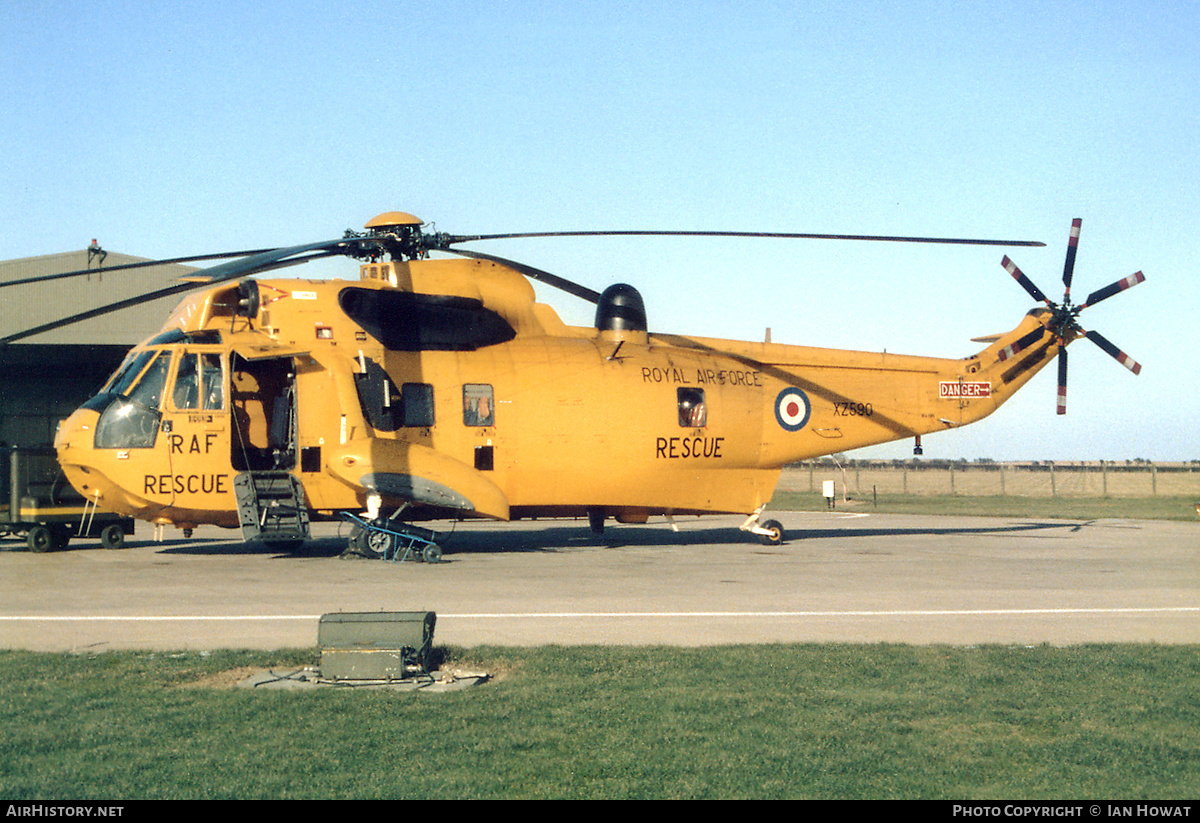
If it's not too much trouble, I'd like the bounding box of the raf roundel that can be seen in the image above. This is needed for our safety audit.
[774,388,811,432]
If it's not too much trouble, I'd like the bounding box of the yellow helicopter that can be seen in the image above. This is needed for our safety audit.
[8,214,1144,558]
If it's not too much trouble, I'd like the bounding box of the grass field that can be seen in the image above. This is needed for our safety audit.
[3,644,1199,800]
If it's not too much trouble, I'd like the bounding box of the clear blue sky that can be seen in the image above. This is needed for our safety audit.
[2,1,1195,461]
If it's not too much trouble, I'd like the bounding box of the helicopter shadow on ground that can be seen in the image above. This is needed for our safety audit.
[0,535,245,556]
[451,518,1094,555]
[148,535,346,558]
[781,519,1093,541]
[127,517,1092,559]
[437,523,753,554]
[360,517,1094,558]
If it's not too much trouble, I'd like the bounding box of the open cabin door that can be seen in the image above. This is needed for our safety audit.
[229,347,310,545]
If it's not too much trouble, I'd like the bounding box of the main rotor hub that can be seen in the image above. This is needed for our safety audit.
[365,211,423,231]
[362,212,427,260]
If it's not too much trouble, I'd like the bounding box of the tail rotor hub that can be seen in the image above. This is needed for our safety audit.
[998,218,1145,414]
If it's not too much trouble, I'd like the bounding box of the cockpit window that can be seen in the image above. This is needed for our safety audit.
[101,332,223,396]
[102,349,156,396]
[93,350,173,449]
[126,351,171,410]
[172,352,224,410]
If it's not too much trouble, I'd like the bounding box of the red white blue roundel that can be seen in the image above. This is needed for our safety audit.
[775,388,811,431]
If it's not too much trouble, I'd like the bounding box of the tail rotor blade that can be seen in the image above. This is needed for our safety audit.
[1062,218,1081,298]
[1002,256,1053,306]
[1086,330,1142,375]
[997,326,1047,362]
[1056,348,1068,415]
[1082,271,1146,309]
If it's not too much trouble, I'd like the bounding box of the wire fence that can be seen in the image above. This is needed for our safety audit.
[781,462,1200,498]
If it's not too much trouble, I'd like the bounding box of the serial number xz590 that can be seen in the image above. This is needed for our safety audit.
[833,402,874,417]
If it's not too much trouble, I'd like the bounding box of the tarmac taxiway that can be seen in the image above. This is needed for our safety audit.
[1,511,1196,651]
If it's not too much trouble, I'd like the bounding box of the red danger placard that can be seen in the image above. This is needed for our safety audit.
[939,381,992,398]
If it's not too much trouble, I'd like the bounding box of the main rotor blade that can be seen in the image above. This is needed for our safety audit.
[0,248,278,290]
[997,325,1047,362]
[180,237,374,285]
[1057,347,1068,415]
[1001,256,1053,306]
[1086,330,1142,375]
[1062,218,1081,297]
[439,248,603,304]
[0,240,362,345]
[0,279,205,345]
[441,230,1046,247]
[1082,271,1145,309]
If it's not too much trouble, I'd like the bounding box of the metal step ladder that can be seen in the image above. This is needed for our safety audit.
[233,471,310,544]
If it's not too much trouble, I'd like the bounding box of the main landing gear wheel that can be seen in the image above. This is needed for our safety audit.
[346,515,442,562]
[350,521,394,559]
[756,519,784,546]
[740,507,785,545]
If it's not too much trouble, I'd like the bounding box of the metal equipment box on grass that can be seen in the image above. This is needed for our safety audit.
[318,611,437,680]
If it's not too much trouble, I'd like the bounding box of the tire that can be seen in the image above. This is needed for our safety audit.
[351,523,394,559]
[756,519,784,546]
[27,525,55,553]
[422,544,443,564]
[99,524,125,550]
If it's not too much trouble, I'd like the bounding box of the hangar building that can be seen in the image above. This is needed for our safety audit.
[0,247,198,447]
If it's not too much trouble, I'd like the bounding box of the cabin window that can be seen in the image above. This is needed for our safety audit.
[401,383,435,428]
[677,388,707,427]
[462,384,495,427]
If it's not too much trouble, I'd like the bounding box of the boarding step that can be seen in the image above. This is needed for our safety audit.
[233,471,310,544]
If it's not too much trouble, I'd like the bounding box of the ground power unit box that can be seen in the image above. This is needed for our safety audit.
[318,611,437,681]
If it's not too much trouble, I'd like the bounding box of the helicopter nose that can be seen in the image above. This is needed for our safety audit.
[54,408,107,501]
[54,406,96,453]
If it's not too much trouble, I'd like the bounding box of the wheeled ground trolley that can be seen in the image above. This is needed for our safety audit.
[1,446,134,552]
